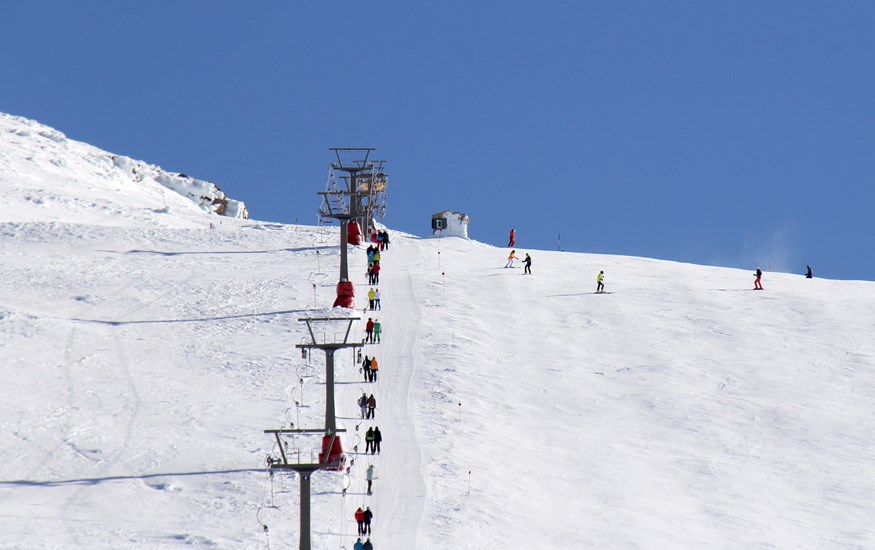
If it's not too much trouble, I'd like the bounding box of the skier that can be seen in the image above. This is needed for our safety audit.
[366,246,375,264]
[373,250,381,264]
[365,318,374,343]
[382,230,390,250]
[754,267,763,290]
[362,355,372,382]
[373,426,382,454]
[363,507,373,535]
[365,427,375,453]
[505,249,518,268]
[806,265,813,279]
[367,288,376,310]
[371,262,381,285]
[508,228,516,247]
[355,507,366,535]
[522,253,532,275]
[367,394,377,419]
[366,464,375,494]
[373,319,382,343]
[597,271,605,293]
[363,538,374,550]
[374,288,381,310]
[358,392,368,419]
[369,356,379,382]
[354,538,365,550]
[376,230,384,251]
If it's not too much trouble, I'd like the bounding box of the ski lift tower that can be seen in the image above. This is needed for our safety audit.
[318,148,375,308]
[264,315,362,550]
[351,158,389,240]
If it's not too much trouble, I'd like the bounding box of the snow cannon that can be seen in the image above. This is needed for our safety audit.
[319,434,345,471]
[332,280,356,308]
[347,221,363,246]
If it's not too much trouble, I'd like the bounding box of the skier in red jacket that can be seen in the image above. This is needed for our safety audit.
[354,507,366,535]
[365,318,375,343]
[508,228,516,247]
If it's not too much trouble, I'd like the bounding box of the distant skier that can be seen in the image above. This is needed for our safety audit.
[367,394,377,419]
[354,538,365,550]
[363,538,374,550]
[369,356,379,382]
[367,288,376,310]
[365,318,374,343]
[508,228,516,247]
[754,267,763,290]
[366,464,375,494]
[374,288,381,310]
[373,319,382,343]
[362,355,372,382]
[373,426,382,454]
[365,427,375,453]
[597,271,605,293]
[522,253,532,275]
[355,507,366,535]
[363,507,373,535]
[372,262,381,285]
[358,392,368,419]
[382,230,390,250]
[806,265,813,279]
[376,230,385,251]
[505,249,518,268]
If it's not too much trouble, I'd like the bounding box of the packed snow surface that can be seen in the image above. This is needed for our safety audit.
[1,115,875,549]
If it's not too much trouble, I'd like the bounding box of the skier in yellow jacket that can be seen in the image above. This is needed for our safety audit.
[596,271,605,293]
[505,249,518,268]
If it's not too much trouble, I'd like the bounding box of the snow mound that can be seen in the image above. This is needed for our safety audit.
[0,112,247,228]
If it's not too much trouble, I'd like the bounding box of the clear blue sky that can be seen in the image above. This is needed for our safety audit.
[3,2,873,280]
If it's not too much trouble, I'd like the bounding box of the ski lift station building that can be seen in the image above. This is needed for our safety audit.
[431,210,469,238]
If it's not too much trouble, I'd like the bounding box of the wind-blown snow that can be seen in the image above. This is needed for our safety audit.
[1,115,874,549]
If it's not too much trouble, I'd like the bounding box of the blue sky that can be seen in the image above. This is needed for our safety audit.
[3,2,873,280]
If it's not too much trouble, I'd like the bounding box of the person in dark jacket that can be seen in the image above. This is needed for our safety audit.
[363,538,374,550]
[354,538,364,550]
[362,355,371,382]
[365,318,374,343]
[367,394,377,419]
[363,507,373,535]
[522,253,532,275]
[365,427,375,453]
[806,264,813,279]
[372,426,382,454]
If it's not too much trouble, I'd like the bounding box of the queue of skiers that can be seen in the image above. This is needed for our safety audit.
[354,232,390,548]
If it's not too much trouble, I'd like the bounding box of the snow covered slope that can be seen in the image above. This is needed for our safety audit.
[1,115,874,549]
[0,113,247,228]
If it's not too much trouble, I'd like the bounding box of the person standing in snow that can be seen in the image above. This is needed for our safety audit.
[505,249,518,268]
[367,288,376,310]
[369,356,379,382]
[374,288,381,310]
[365,427,375,453]
[365,318,374,343]
[367,394,377,419]
[508,228,516,247]
[363,538,374,550]
[354,538,365,550]
[806,265,813,279]
[355,507,366,535]
[372,426,382,454]
[754,267,763,290]
[376,231,384,251]
[371,262,381,285]
[522,253,532,275]
[366,464,375,494]
[382,230,390,250]
[373,319,382,343]
[362,355,372,382]
[363,507,373,535]
[358,392,368,419]
[597,270,605,293]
